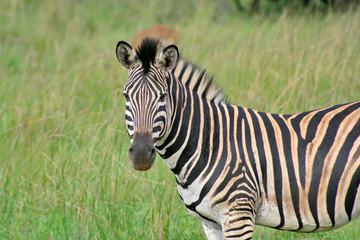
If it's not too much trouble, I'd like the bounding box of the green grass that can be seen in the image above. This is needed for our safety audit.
[1,0,360,239]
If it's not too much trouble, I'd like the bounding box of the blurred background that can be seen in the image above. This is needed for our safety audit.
[0,0,359,239]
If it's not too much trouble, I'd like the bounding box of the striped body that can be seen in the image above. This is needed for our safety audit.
[116,38,360,239]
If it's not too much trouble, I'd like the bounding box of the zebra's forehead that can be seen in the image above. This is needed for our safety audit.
[124,74,167,94]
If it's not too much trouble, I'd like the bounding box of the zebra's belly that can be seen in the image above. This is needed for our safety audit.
[255,192,360,232]
[256,210,352,232]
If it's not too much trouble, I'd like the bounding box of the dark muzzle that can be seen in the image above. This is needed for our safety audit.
[128,132,156,171]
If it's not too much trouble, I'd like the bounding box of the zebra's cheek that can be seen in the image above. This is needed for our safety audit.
[128,132,156,171]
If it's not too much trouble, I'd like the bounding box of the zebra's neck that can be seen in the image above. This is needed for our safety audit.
[155,69,232,188]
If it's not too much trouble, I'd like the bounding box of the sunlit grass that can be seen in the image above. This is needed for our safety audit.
[0,0,359,239]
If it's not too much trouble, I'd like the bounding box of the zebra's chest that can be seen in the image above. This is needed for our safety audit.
[177,183,222,225]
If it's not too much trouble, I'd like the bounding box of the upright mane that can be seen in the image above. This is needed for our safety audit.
[136,38,226,103]
[135,38,161,74]
[173,59,226,104]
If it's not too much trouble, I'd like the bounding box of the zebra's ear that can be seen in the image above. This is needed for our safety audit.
[159,45,179,72]
[116,41,137,69]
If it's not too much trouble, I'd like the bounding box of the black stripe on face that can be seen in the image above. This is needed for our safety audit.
[125,114,132,121]
[124,67,168,138]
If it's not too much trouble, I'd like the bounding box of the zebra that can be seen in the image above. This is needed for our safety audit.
[116,37,360,239]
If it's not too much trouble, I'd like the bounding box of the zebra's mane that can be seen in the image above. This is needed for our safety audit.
[136,38,226,104]
[173,59,226,104]
[135,38,161,74]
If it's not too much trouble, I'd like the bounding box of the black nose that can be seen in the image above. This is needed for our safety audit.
[128,133,156,171]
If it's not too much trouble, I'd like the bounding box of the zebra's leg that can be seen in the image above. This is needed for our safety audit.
[221,210,255,240]
[202,221,224,240]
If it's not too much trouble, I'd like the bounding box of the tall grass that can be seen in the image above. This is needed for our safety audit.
[0,0,359,239]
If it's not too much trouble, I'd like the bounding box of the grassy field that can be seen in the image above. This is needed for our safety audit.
[1,0,360,239]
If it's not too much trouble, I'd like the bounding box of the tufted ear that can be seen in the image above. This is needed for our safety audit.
[159,45,179,72]
[116,41,137,69]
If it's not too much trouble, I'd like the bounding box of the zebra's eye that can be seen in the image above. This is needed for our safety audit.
[159,93,166,103]
[123,92,130,102]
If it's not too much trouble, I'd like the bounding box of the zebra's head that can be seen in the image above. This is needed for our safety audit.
[116,38,179,171]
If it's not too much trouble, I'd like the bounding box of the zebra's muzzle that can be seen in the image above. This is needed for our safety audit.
[128,132,156,171]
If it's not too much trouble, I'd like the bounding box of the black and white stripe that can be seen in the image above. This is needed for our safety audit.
[117,38,360,239]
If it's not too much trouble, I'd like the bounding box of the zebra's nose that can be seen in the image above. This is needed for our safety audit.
[128,132,156,171]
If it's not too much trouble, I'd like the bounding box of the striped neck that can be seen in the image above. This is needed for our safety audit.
[154,59,226,182]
